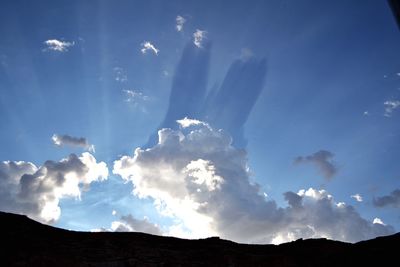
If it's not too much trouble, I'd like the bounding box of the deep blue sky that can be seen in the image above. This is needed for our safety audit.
[0,0,399,243]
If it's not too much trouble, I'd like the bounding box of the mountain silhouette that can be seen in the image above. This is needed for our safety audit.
[1,211,398,266]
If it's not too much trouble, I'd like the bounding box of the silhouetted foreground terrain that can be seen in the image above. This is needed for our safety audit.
[1,211,399,267]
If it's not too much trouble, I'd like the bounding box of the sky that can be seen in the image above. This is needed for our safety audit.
[0,0,400,244]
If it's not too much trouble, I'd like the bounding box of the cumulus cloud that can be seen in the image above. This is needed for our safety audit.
[176,15,186,32]
[52,134,95,153]
[113,67,128,82]
[43,39,75,52]
[193,29,207,48]
[113,119,393,243]
[384,100,400,117]
[111,214,162,235]
[141,41,159,55]
[351,194,363,202]
[294,150,337,180]
[0,153,108,223]
[373,189,400,208]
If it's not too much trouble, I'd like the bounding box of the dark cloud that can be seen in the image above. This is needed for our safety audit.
[294,150,337,180]
[52,134,95,152]
[373,189,400,208]
[0,153,108,223]
[112,214,162,235]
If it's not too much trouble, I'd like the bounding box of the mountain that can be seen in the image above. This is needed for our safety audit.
[1,211,398,266]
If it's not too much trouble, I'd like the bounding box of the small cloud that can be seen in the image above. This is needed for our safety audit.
[43,39,75,52]
[373,189,400,208]
[363,111,369,116]
[112,210,117,216]
[384,100,400,117]
[351,194,363,202]
[176,117,209,128]
[396,72,400,76]
[294,150,337,180]
[141,41,159,55]
[163,70,169,77]
[52,134,95,153]
[176,15,186,32]
[373,217,386,225]
[113,67,128,82]
[193,29,207,48]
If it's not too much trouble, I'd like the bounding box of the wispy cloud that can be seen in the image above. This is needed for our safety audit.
[176,15,186,32]
[43,39,75,52]
[141,41,159,55]
[384,100,400,117]
[52,134,95,153]
[294,150,337,180]
[193,29,207,48]
[351,193,363,202]
[113,67,128,82]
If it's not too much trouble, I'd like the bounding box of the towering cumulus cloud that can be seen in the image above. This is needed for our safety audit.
[0,153,108,223]
[114,119,393,243]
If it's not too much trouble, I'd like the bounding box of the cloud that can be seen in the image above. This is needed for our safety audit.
[193,29,207,48]
[373,189,400,208]
[113,67,128,82]
[176,15,186,32]
[52,134,95,153]
[176,117,209,128]
[43,39,75,52]
[0,153,108,223]
[384,100,400,117]
[351,194,363,202]
[114,119,394,243]
[373,217,386,225]
[294,150,337,180]
[141,41,159,55]
[110,214,162,235]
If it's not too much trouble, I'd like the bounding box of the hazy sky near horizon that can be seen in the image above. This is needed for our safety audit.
[0,0,400,244]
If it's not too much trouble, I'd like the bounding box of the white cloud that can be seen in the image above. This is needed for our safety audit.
[176,15,186,32]
[113,118,394,243]
[112,210,117,216]
[141,41,159,55]
[363,111,369,116]
[384,100,400,117]
[351,194,363,202]
[373,217,386,225]
[0,153,108,223]
[43,39,75,52]
[52,134,95,153]
[113,67,128,82]
[176,117,209,128]
[193,29,207,48]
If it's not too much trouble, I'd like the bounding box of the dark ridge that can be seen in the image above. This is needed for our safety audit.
[1,211,399,266]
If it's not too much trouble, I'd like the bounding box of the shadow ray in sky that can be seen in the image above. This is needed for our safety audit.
[146,42,266,148]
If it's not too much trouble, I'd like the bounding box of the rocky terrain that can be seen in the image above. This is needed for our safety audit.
[1,211,399,266]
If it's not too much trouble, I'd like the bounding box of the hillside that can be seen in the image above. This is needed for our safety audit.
[1,211,398,266]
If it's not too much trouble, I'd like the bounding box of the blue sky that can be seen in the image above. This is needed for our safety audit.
[0,0,399,243]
